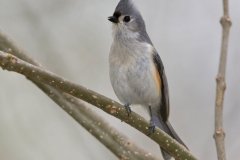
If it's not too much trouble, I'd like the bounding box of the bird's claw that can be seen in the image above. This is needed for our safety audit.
[148,106,156,135]
[124,104,132,117]
[147,121,156,135]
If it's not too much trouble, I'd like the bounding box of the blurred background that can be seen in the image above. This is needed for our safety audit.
[0,0,239,159]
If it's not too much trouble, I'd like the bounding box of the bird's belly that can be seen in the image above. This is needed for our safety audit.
[109,59,161,107]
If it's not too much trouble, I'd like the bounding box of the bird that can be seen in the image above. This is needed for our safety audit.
[108,0,187,159]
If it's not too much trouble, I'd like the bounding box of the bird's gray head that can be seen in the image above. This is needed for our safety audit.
[108,0,152,44]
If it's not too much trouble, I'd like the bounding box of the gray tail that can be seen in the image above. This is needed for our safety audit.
[157,118,188,160]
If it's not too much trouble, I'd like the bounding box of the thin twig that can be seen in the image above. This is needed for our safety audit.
[214,0,231,159]
[46,91,159,160]
[0,51,197,160]
[0,32,160,160]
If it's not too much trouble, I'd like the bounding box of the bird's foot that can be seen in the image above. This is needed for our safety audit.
[148,106,156,135]
[148,120,156,135]
[124,103,132,117]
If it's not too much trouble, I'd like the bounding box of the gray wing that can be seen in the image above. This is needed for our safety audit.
[152,51,169,121]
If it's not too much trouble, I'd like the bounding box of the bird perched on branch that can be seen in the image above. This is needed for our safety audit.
[108,0,188,159]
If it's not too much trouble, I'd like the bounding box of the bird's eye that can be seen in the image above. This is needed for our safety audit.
[123,16,131,22]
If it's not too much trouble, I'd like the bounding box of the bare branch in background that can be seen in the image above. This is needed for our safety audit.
[214,0,232,159]
[0,50,197,160]
[0,32,160,160]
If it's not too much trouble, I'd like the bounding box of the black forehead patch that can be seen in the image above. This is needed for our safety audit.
[113,11,121,18]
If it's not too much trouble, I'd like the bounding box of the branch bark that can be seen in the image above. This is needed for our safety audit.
[0,32,160,160]
[214,0,231,159]
[0,51,197,160]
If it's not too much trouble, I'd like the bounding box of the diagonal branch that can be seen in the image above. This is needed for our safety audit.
[214,0,231,159]
[0,32,160,160]
[0,51,197,160]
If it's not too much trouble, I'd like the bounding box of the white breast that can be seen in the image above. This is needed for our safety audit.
[109,40,161,108]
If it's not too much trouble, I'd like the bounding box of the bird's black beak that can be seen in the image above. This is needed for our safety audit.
[108,16,118,23]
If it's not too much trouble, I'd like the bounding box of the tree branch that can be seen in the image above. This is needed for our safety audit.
[0,32,160,160]
[0,51,197,160]
[214,0,231,159]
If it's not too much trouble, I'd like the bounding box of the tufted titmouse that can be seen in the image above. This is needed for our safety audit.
[108,0,187,159]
